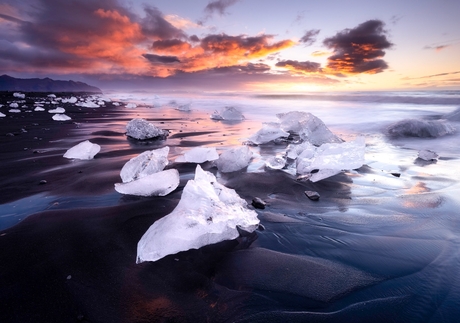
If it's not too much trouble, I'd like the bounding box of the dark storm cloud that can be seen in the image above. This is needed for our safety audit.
[143,54,180,64]
[209,63,271,74]
[323,20,393,74]
[141,6,186,40]
[189,35,200,42]
[299,29,320,46]
[275,60,321,73]
[204,0,241,16]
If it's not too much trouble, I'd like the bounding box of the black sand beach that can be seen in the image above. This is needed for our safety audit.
[1,92,460,322]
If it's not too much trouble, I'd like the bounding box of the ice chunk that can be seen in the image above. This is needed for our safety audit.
[176,103,191,111]
[47,94,56,98]
[136,165,259,262]
[52,114,71,121]
[286,141,316,159]
[115,168,179,197]
[211,106,244,121]
[175,147,219,163]
[0,112,5,117]
[387,119,455,138]
[34,107,45,112]
[277,111,342,145]
[125,103,137,109]
[265,155,287,170]
[61,96,78,104]
[76,101,99,108]
[9,109,21,113]
[120,147,170,183]
[418,150,438,161]
[126,118,169,140]
[297,137,365,182]
[113,102,120,106]
[215,146,253,172]
[9,103,19,108]
[48,107,65,113]
[63,140,100,160]
[247,122,290,145]
[13,92,25,99]
[444,107,460,122]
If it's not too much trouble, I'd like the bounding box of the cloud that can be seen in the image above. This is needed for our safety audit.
[299,29,320,46]
[323,19,393,75]
[141,6,187,40]
[152,39,192,54]
[275,60,321,73]
[204,0,240,16]
[142,54,180,64]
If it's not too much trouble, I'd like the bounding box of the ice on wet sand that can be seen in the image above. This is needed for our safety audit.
[247,122,290,145]
[296,137,365,182]
[215,146,253,172]
[211,106,245,121]
[52,114,71,121]
[115,169,179,197]
[126,118,169,140]
[136,165,259,263]
[63,140,100,160]
[175,147,219,163]
[418,149,438,161]
[120,147,170,183]
[387,119,455,138]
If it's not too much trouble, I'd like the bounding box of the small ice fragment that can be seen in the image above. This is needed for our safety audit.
[48,107,65,113]
[112,102,120,106]
[47,94,56,98]
[13,92,25,99]
[52,114,71,121]
[387,119,455,138]
[61,97,78,104]
[125,103,137,109]
[175,147,219,163]
[265,155,286,170]
[34,107,45,112]
[0,112,6,117]
[126,118,169,140]
[9,103,19,108]
[63,140,100,160]
[210,106,244,121]
[297,137,365,182]
[286,141,316,159]
[76,101,99,108]
[136,165,259,263]
[120,147,170,183]
[114,168,179,197]
[215,146,253,172]
[277,111,342,145]
[418,150,438,161]
[176,103,191,111]
[9,109,21,113]
[247,122,290,145]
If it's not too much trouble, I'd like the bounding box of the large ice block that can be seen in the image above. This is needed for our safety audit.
[247,122,290,145]
[63,140,100,160]
[387,119,455,138]
[115,169,179,197]
[126,118,169,140]
[136,165,259,262]
[215,146,253,172]
[210,106,245,121]
[120,147,170,183]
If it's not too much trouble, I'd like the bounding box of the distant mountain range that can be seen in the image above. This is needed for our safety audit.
[0,75,101,93]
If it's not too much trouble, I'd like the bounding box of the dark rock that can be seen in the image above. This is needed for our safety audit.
[305,190,320,201]
[252,197,266,209]
[39,180,47,185]
[390,172,401,177]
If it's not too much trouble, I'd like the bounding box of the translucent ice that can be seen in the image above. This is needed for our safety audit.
[175,147,219,163]
[286,141,316,159]
[34,107,45,111]
[418,150,438,161]
[76,101,99,108]
[9,109,21,113]
[120,147,170,183]
[126,118,169,140]
[277,111,342,146]
[136,165,259,263]
[52,114,71,121]
[61,97,77,104]
[247,122,290,145]
[114,169,179,197]
[63,140,100,160]
[176,103,191,111]
[13,92,25,99]
[211,106,244,121]
[125,103,137,109]
[215,146,253,172]
[265,155,287,170]
[48,107,65,113]
[387,119,455,138]
[9,103,19,108]
[297,137,365,182]
[0,112,5,117]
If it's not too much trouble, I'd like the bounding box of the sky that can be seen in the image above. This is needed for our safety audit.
[0,0,459,92]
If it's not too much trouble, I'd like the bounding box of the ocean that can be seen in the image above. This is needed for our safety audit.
[1,90,460,322]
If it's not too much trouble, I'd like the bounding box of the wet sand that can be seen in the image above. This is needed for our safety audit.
[1,92,460,322]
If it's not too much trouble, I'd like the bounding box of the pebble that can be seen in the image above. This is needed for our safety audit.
[252,197,266,209]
